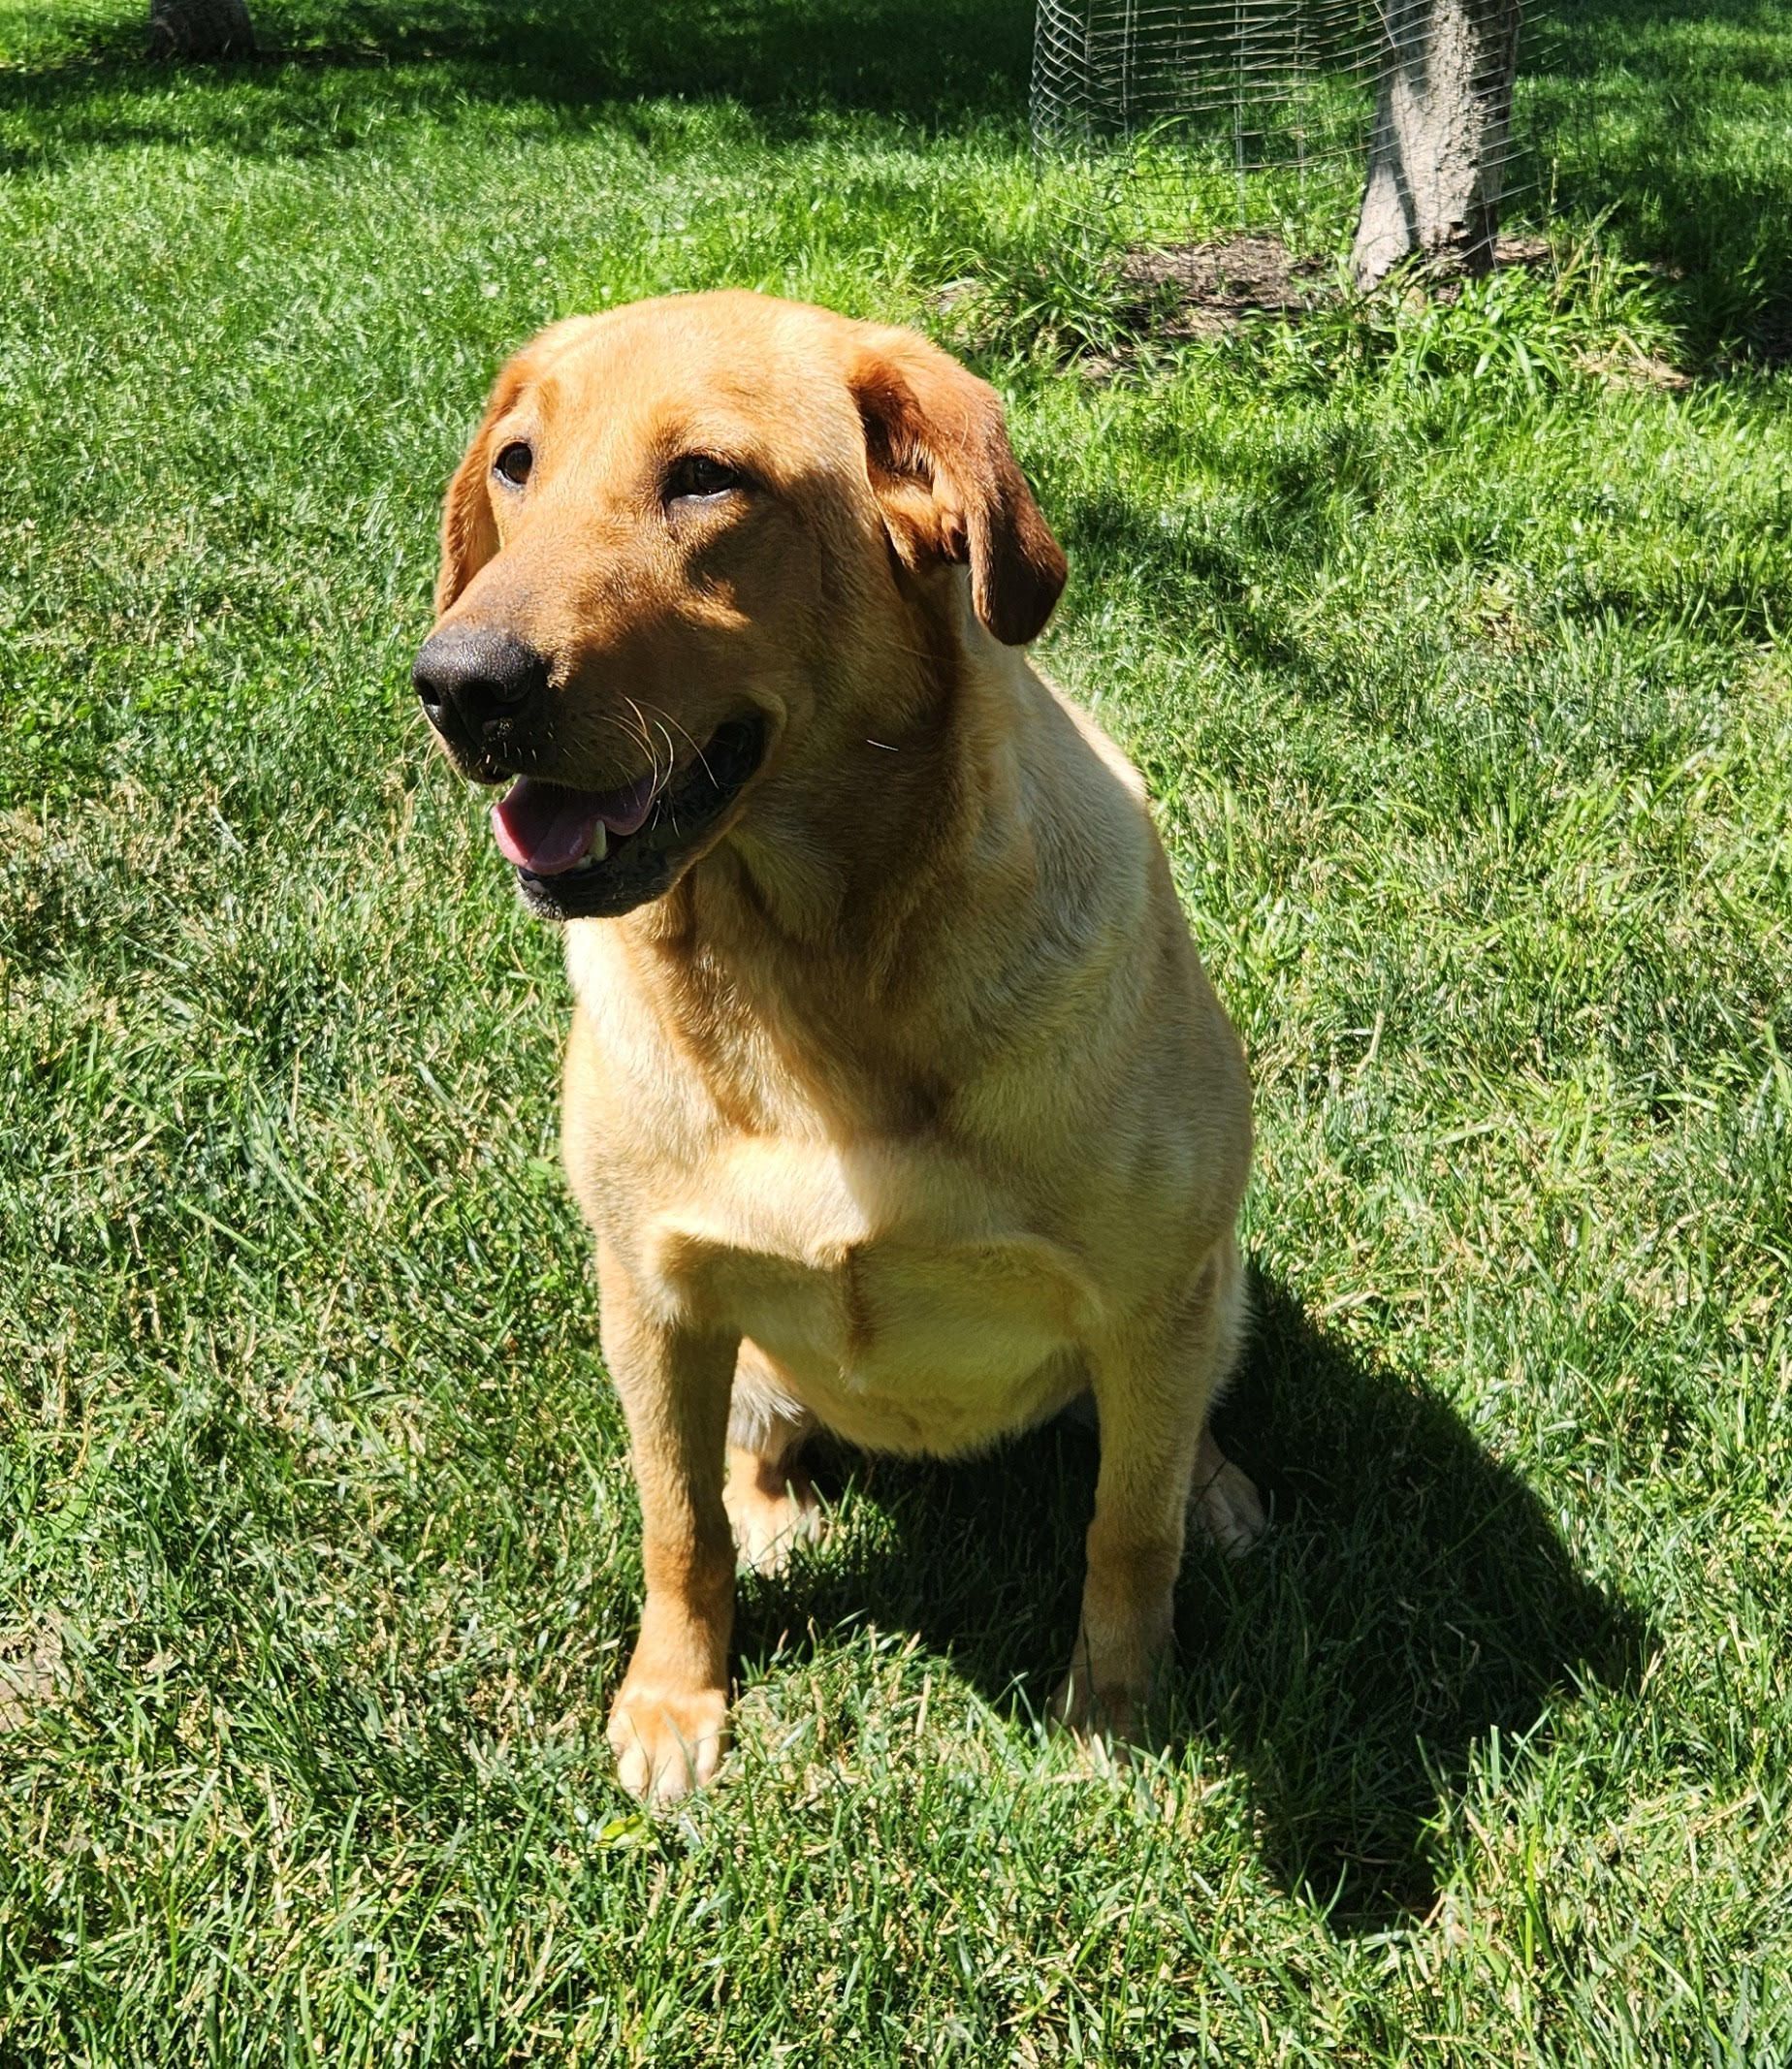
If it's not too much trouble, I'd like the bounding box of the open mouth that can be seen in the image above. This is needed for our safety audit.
[489,715,767,920]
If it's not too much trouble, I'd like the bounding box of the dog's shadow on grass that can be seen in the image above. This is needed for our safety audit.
[738,1264,1648,1932]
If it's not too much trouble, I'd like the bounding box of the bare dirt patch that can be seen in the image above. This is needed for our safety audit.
[1116,235,1330,340]
[1115,231,1556,339]
[0,1619,67,1732]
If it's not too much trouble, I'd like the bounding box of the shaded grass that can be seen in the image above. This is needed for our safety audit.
[3,0,1792,2060]
[1541,0,1792,358]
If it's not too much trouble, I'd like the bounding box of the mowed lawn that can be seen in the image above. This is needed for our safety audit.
[3,0,1790,2058]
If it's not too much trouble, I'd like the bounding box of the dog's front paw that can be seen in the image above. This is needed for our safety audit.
[1048,1668,1146,1758]
[607,1683,730,1804]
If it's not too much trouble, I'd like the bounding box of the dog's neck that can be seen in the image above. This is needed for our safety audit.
[657,599,1031,953]
[605,621,1046,1125]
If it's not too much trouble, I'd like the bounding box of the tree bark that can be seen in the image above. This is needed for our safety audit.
[1352,0,1522,289]
[147,0,256,60]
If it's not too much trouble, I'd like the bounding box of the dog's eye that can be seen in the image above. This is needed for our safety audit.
[667,455,742,502]
[494,441,533,488]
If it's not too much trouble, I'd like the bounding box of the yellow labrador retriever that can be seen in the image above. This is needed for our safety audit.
[413,291,1262,1801]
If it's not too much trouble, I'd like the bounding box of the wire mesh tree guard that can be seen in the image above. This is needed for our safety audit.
[1031,0,1555,278]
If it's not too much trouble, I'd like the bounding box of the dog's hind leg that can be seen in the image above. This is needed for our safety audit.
[1190,1422,1265,1558]
[725,1342,823,1576]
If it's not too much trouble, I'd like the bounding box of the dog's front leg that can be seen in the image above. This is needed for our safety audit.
[1052,1381,1198,1751]
[598,1253,739,1803]
[1053,1241,1252,1749]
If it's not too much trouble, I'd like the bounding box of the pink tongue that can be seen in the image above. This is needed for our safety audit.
[490,772,659,876]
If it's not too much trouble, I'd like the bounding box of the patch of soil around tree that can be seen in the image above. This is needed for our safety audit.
[938,230,1708,385]
[1115,230,1555,338]
[1115,235,1329,339]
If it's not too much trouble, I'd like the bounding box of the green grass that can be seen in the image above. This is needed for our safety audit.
[3,0,1791,2059]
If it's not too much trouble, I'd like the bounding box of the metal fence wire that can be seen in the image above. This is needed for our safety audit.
[1031,0,1560,240]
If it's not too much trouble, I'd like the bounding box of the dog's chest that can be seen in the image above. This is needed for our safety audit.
[642,1135,1094,1453]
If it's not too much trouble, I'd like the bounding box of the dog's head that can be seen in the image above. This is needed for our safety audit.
[412,291,1066,921]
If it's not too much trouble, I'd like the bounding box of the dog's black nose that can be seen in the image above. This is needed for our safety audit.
[412,625,548,755]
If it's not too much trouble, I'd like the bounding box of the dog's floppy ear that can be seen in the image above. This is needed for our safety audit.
[848,329,1067,646]
[433,319,588,616]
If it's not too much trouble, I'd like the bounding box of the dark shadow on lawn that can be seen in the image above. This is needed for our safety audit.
[739,1263,1648,1933]
[1050,451,1785,658]
[0,0,1035,170]
[1528,0,1792,361]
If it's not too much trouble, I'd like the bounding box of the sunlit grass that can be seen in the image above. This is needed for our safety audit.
[3,0,1790,2060]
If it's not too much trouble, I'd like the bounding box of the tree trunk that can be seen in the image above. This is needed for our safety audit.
[148,0,256,59]
[1352,0,1522,289]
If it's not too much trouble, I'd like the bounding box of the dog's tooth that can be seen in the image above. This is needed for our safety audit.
[560,825,608,876]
